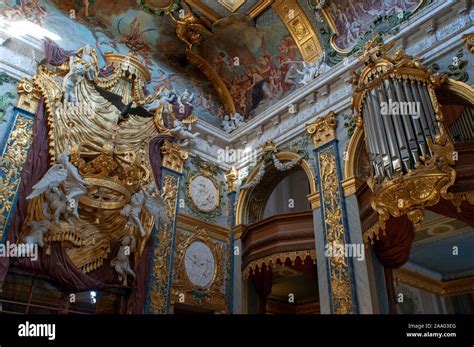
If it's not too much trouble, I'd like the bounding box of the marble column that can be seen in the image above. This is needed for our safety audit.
[306,112,359,314]
[0,106,35,243]
[145,140,188,314]
[225,167,238,313]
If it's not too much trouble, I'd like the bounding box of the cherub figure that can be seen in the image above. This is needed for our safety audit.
[297,61,318,86]
[75,44,98,81]
[121,184,169,237]
[23,220,51,249]
[232,112,244,127]
[178,89,195,108]
[170,119,200,147]
[27,152,91,222]
[121,190,146,237]
[111,235,137,285]
[62,57,86,105]
[143,183,169,225]
[222,114,234,133]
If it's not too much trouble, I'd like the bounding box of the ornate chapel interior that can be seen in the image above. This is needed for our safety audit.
[0,0,472,315]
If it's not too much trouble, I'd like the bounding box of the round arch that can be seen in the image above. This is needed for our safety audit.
[235,151,317,226]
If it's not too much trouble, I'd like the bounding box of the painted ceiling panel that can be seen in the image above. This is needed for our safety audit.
[410,230,474,279]
[0,0,433,128]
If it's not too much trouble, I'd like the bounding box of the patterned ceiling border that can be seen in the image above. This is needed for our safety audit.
[185,0,274,22]
[394,268,474,297]
[272,0,323,62]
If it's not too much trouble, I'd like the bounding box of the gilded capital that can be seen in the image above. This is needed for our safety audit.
[261,140,277,154]
[17,78,40,114]
[225,166,239,192]
[161,140,189,173]
[306,111,337,148]
[462,33,474,54]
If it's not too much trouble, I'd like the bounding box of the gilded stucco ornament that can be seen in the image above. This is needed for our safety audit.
[17,78,40,114]
[225,166,238,192]
[352,37,458,237]
[306,111,337,148]
[462,33,474,54]
[306,111,355,314]
[16,44,185,282]
[171,227,227,312]
[161,140,189,173]
[0,113,34,241]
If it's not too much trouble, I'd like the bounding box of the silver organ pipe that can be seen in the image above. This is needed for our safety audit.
[377,83,402,173]
[361,78,440,179]
[393,79,417,170]
[385,79,410,172]
[417,83,439,134]
[412,81,435,145]
[369,89,393,176]
[449,107,474,143]
[362,93,383,177]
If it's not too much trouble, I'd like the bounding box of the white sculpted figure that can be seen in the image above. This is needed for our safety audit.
[143,183,170,225]
[316,52,331,75]
[76,44,98,81]
[27,152,91,222]
[297,61,318,86]
[23,220,51,249]
[42,184,74,224]
[170,119,200,147]
[142,87,173,113]
[111,235,137,284]
[62,57,86,105]
[222,113,245,133]
[297,53,330,86]
[222,114,234,133]
[178,89,195,108]
[232,112,244,127]
[121,190,146,237]
[121,184,169,237]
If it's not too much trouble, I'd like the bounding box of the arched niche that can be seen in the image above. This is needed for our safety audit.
[235,152,317,227]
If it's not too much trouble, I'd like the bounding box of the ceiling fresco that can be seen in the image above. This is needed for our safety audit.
[410,231,474,280]
[0,0,226,126]
[321,0,423,53]
[0,0,434,128]
[198,13,303,119]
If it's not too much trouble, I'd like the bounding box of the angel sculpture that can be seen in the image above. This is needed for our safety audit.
[75,44,99,81]
[121,183,169,237]
[121,190,146,237]
[20,220,51,253]
[316,52,331,75]
[170,119,200,147]
[222,114,235,133]
[111,235,137,285]
[143,183,170,224]
[62,56,87,106]
[297,61,319,86]
[41,184,74,224]
[142,87,174,113]
[178,89,195,109]
[27,152,91,223]
[231,112,245,128]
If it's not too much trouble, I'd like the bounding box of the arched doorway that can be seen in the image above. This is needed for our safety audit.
[237,153,319,314]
